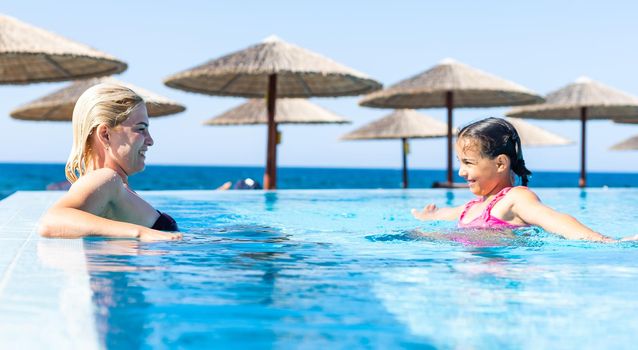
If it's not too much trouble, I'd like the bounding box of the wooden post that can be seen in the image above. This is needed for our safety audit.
[579,107,587,188]
[446,91,454,185]
[263,74,278,190]
[402,138,409,188]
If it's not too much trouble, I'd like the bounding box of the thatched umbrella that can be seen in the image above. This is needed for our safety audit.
[341,109,449,188]
[204,98,349,125]
[0,14,126,83]
[507,77,638,187]
[610,135,638,151]
[613,118,638,125]
[504,117,572,146]
[10,77,185,121]
[204,98,349,189]
[359,58,543,187]
[164,35,381,189]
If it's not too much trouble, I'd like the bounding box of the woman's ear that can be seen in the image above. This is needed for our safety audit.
[95,124,111,150]
[495,154,510,172]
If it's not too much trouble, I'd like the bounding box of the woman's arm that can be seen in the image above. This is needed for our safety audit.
[510,188,614,242]
[39,207,181,241]
[411,203,465,221]
[38,169,181,241]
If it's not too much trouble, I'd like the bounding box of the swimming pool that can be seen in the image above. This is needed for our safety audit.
[0,189,638,349]
[39,190,638,348]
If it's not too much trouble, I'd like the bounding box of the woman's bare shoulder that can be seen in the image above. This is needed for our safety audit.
[66,168,124,204]
[53,169,124,213]
[73,168,122,189]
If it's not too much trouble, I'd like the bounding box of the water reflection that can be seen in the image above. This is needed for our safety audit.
[371,228,524,248]
[84,239,169,272]
[445,190,455,206]
[83,238,160,349]
[370,234,538,347]
[83,224,294,347]
[264,192,278,212]
[579,189,588,210]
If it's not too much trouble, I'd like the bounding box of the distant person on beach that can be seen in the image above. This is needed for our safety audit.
[216,178,262,190]
[411,117,637,242]
[233,178,261,190]
[38,83,182,241]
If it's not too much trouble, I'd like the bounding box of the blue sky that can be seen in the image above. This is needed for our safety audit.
[2,0,638,172]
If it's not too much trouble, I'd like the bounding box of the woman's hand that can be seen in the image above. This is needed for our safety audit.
[138,228,183,242]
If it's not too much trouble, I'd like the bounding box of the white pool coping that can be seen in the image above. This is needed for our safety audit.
[0,191,99,349]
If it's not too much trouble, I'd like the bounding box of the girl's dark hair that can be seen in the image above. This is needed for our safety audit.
[458,117,532,186]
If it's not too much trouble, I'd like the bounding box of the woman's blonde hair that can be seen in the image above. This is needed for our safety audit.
[65,83,144,183]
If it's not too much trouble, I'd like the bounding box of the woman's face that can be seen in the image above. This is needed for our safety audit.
[456,137,508,196]
[107,104,153,177]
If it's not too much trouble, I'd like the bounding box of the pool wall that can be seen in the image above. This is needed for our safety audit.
[0,192,99,349]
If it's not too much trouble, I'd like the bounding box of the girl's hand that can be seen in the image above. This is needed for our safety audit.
[597,236,618,243]
[139,229,183,242]
[411,204,439,221]
[620,235,638,242]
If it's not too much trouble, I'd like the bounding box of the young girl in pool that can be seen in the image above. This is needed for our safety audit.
[411,117,635,243]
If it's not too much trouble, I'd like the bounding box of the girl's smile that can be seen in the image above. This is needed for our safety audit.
[456,137,511,197]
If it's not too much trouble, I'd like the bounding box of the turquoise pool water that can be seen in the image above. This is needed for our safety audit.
[85,189,638,349]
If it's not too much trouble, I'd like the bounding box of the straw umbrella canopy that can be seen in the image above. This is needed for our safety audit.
[504,117,572,147]
[507,77,638,187]
[341,109,449,188]
[164,36,381,189]
[205,98,349,189]
[610,135,638,151]
[0,14,127,84]
[613,118,638,125]
[203,98,350,125]
[359,58,543,187]
[10,77,185,121]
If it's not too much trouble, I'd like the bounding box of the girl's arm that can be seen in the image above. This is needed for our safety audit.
[510,188,614,242]
[38,170,181,241]
[411,204,465,221]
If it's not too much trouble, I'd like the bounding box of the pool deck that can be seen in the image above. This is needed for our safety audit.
[0,191,98,349]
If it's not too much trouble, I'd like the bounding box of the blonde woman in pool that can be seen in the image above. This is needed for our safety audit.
[411,117,637,243]
[38,83,182,241]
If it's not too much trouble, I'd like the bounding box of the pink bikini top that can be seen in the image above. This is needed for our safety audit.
[458,187,526,230]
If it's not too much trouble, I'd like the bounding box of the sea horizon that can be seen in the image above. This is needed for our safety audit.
[3,161,638,174]
[2,162,638,201]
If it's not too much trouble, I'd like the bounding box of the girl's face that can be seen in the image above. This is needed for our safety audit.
[456,137,510,196]
[106,104,153,177]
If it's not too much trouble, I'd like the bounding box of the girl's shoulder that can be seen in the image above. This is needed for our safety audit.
[505,186,541,203]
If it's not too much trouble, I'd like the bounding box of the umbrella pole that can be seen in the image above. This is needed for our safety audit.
[402,138,409,188]
[446,91,454,185]
[579,107,587,188]
[264,74,278,190]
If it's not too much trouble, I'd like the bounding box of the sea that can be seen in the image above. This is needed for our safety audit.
[1,162,638,201]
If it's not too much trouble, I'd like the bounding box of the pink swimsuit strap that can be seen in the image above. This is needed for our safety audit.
[458,186,526,229]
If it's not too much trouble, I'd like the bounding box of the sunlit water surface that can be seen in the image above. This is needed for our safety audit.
[84,189,638,349]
